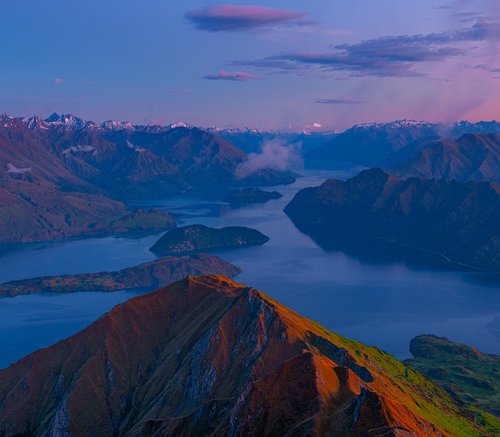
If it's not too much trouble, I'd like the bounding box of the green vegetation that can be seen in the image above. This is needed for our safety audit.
[103,209,176,235]
[150,224,269,255]
[405,335,500,417]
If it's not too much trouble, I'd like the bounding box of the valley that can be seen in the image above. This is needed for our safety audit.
[1,167,498,370]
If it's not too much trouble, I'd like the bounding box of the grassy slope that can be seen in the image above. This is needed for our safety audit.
[405,335,499,419]
[263,292,500,437]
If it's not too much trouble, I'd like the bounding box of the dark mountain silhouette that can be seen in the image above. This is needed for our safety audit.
[284,168,500,272]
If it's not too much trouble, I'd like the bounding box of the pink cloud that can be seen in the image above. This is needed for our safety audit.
[186,5,307,32]
[203,70,259,81]
[53,78,64,84]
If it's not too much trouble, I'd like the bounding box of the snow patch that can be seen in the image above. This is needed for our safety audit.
[7,163,32,174]
[126,141,147,153]
[62,145,96,155]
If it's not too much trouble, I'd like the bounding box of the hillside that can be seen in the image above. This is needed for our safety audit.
[0,275,496,436]
[0,116,153,243]
[393,134,500,183]
[406,335,500,417]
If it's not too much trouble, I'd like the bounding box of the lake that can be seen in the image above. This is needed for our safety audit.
[0,163,499,368]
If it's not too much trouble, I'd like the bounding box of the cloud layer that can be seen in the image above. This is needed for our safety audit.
[186,5,307,32]
[316,98,363,105]
[203,70,259,81]
[236,19,500,77]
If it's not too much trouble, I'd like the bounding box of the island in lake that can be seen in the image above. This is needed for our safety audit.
[225,188,283,205]
[150,224,270,256]
[0,254,240,297]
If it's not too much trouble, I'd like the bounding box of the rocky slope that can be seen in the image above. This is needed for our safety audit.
[393,133,500,183]
[405,335,500,417]
[0,254,240,297]
[225,188,283,204]
[284,168,500,272]
[0,275,496,436]
[150,224,270,256]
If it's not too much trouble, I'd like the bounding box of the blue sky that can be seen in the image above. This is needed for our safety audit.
[1,0,499,130]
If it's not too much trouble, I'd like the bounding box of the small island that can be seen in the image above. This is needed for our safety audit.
[405,334,500,417]
[0,254,241,297]
[150,224,270,256]
[225,188,283,205]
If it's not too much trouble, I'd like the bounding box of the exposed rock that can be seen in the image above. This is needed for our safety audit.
[0,275,495,436]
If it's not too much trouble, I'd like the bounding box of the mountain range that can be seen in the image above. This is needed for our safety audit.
[0,275,496,436]
[212,128,337,154]
[305,120,500,168]
[284,168,500,272]
[21,113,298,199]
[0,113,298,244]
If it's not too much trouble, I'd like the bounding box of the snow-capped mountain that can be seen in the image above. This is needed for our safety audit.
[306,119,500,167]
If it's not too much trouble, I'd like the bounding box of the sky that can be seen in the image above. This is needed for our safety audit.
[1,0,499,130]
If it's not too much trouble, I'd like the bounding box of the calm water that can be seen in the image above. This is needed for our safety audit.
[0,164,499,368]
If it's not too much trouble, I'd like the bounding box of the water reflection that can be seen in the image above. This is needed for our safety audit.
[0,163,499,368]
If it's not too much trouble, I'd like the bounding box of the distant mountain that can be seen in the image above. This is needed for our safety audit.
[284,168,500,272]
[45,122,186,199]
[306,120,500,167]
[0,254,240,297]
[19,114,299,199]
[0,112,301,244]
[406,335,500,417]
[213,128,337,154]
[393,134,500,183]
[0,275,495,436]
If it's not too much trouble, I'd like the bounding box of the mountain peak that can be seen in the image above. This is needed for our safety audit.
[21,115,51,130]
[0,275,490,436]
[166,121,192,129]
[45,112,94,129]
[101,120,135,130]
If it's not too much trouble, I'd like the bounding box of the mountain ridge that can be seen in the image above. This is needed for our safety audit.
[393,133,500,183]
[0,275,496,436]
